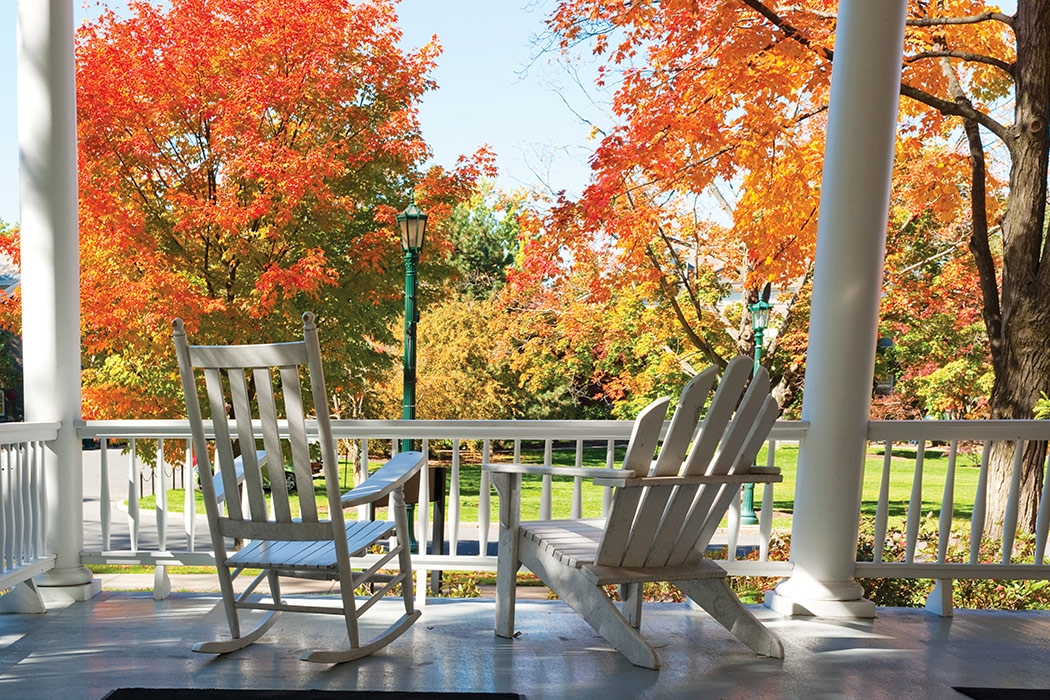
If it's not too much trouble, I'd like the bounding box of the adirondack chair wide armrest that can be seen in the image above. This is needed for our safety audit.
[592,466,782,488]
[480,462,638,480]
[340,451,427,509]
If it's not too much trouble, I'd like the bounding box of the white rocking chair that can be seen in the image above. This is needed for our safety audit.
[173,312,424,663]
[485,356,784,669]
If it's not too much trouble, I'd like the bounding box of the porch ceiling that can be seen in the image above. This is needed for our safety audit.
[2,593,1049,699]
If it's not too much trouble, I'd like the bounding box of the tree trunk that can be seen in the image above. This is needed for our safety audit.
[984,0,1050,532]
[987,292,1050,530]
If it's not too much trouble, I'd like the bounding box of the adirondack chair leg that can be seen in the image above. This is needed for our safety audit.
[519,538,660,669]
[675,578,784,659]
[620,583,643,629]
[0,580,47,613]
[492,471,522,638]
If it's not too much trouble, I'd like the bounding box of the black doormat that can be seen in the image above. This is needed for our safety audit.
[955,688,1050,699]
[103,690,523,700]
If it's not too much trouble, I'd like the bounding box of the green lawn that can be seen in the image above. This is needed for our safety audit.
[136,443,979,531]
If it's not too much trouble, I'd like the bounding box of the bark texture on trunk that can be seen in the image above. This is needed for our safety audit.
[984,0,1050,531]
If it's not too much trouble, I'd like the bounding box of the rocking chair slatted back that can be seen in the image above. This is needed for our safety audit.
[189,337,324,532]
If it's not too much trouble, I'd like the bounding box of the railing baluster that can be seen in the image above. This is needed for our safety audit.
[1002,440,1025,564]
[449,440,461,554]
[970,441,991,564]
[1035,449,1050,565]
[603,439,616,516]
[34,440,47,560]
[936,441,958,564]
[905,439,926,564]
[157,439,168,552]
[128,438,140,552]
[873,440,893,562]
[418,439,431,554]
[357,438,370,521]
[100,440,111,551]
[479,439,491,554]
[1,445,8,572]
[540,439,553,520]
[12,446,24,565]
[571,439,583,519]
[184,440,195,551]
[759,438,776,561]
[153,438,171,599]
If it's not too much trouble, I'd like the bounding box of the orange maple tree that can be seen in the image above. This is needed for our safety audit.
[534,1,1049,526]
[13,0,491,419]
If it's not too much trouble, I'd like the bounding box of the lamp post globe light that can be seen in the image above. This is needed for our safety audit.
[741,283,773,526]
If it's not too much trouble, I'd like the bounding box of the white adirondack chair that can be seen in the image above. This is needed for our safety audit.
[173,312,424,663]
[485,356,784,669]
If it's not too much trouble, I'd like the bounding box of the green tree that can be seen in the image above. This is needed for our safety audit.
[445,185,522,300]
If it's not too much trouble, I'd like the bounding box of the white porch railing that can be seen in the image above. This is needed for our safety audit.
[76,419,806,597]
[860,422,1050,572]
[0,421,59,598]
[37,416,1050,609]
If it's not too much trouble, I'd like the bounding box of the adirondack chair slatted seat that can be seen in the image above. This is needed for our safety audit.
[484,356,784,669]
[174,312,424,663]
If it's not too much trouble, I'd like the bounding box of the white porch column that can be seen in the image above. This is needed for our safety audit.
[766,0,906,617]
[17,0,98,600]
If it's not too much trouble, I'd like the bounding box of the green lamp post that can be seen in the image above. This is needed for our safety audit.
[742,284,773,526]
[397,197,427,440]
[397,196,427,552]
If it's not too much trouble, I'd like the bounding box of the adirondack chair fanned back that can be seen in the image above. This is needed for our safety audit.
[595,355,780,569]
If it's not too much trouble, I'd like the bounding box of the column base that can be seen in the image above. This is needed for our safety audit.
[765,589,875,617]
[37,579,102,605]
[35,565,102,605]
[765,574,876,618]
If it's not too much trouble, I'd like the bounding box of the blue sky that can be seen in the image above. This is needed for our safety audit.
[0,1,603,226]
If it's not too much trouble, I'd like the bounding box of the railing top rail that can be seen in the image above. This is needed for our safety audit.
[78,418,810,442]
[868,419,1050,442]
[0,420,61,442]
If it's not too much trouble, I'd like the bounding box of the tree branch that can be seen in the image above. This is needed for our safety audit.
[740,1,1013,149]
[906,12,1014,29]
[898,83,1011,146]
[645,243,725,368]
[907,50,1014,76]
[738,0,833,62]
[936,49,1004,367]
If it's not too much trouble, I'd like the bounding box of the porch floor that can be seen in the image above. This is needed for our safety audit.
[3,588,1050,700]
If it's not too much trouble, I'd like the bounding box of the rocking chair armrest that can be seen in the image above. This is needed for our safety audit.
[340,451,426,508]
[481,462,638,481]
[213,450,265,505]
